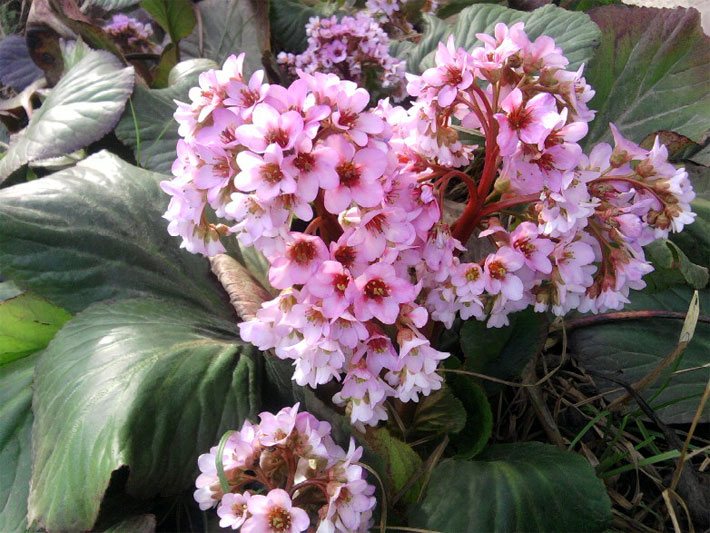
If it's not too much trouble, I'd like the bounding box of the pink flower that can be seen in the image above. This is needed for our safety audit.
[236,103,304,153]
[495,89,561,156]
[218,492,252,529]
[257,405,299,446]
[483,247,525,300]
[510,222,554,274]
[224,68,269,118]
[351,263,417,324]
[283,142,339,202]
[323,136,387,213]
[305,260,353,318]
[347,208,416,262]
[235,145,297,201]
[419,36,474,107]
[332,87,385,146]
[242,489,310,533]
[269,233,330,289]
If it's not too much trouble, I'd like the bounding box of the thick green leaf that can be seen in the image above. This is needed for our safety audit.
[460,308,549,383]
[448,376,493,459]
[418,4,600,72]
[437,0,502,19]
[115,60,215,173]
[28,298,261,531]
[584,6,710,147]
[365,428,422,504]
[141,0,196,44]
[270,0,317,54]
[0,49,134,182]
[672,198,710,269]
[181,0,269,76]
[399,13,449,74]
[645,239,708,291]
[0,353,36,533]
[0,293,71,365]
[0,281,21,302]
[0,151,231,316]
[570,287,710,423]
[411,443,611,532]
[690,144,710,167]
[671,165,710,268]
[408,385,466,439]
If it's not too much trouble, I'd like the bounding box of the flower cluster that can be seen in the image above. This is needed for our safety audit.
[277,13,406,101]
[195,404,376,532]
[390,26,695,326]
[162,23,695,427]
[102,14,157,54]
[163,52,449,427]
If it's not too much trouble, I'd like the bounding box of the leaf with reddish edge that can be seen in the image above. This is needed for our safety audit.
[583,5,710,147]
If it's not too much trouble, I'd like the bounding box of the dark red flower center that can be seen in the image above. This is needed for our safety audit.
[488,261,507,280]
[265,128,290,148]
[261,163,284,184]
[294,152,315,173]
[289,240,316,265]
[337,161,361,187]
[268,507,291,531]
[364,278,390,300]
[507,105,532,131]
[334,245,357,269]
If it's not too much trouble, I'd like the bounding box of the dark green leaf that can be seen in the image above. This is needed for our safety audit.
[584,6,710,147]
[0,50,134,181]
[0,151,231,317]
[411,443,611,532]
[0,353,36,533]
[408,385,466,439]
[270,0,317,54]
[28,298,261,531]
[0,293,71,365]
[570,286,710,423]
[364,428,422,504]
[645,239,708,291]
[419,4,600,72]
[115,59,216,173]
[400,13,449,74]
[437,0,502,19]
[460,308,549,383]
[448,376,493,459]
[181,0,269,75]
[141,0,196,44]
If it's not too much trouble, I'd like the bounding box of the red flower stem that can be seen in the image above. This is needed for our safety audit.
[289,478,329,500]
[314,190,343,244]
[475,193,539,220]
[591,176,665,204]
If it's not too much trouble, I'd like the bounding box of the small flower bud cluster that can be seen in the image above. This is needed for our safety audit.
[277,13,406,101]
[194,404,376,532]
[102,14,157,54]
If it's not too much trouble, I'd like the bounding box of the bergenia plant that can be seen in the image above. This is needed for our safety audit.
[162,24,694,432]
[0,1,708,532]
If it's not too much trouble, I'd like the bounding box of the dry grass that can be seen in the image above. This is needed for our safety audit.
[484,326,710,532]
